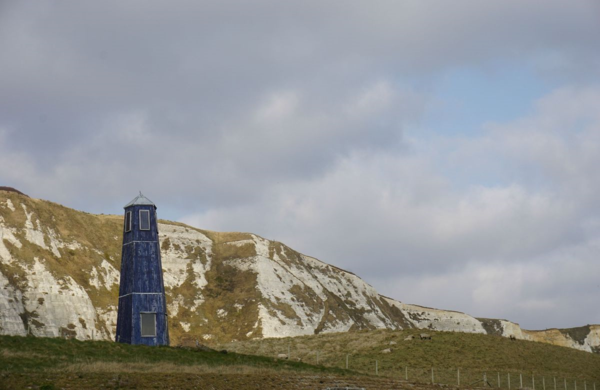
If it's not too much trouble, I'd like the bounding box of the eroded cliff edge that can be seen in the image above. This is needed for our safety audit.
[1,190,598,353]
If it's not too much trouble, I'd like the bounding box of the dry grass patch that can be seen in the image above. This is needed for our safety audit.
[59,361,290,376]
[1,349,46,359]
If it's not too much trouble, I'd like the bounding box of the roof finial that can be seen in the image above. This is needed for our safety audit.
[124,191,155,208]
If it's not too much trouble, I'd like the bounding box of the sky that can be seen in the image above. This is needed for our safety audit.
[1,1,599,330]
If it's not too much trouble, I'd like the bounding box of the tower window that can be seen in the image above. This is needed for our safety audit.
[140,312,156,337]
[124,211,132,232]
[139,210,150,230]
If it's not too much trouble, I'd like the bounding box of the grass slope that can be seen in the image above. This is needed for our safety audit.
[0,336,325,373]
[221,329,600,384]
[0,335,360,390]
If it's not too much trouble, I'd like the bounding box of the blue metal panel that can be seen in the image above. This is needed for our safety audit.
[131,294,169,346]
[118,243,135,296]
[116,194,169,346]
[132,242,164,293]
[116,295,133,343]
[129,206,158,243]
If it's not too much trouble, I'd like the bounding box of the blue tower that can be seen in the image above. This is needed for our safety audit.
[115,192,169,346]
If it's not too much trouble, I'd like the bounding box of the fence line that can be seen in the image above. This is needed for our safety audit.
[296,351,598,389]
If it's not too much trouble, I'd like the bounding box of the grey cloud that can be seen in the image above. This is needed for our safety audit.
[1,1,599,329]
[2,1,599,159]
[182,85,600,329]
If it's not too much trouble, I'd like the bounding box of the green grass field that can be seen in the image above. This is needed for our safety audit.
[0,335,356,389]
[221,329,600,385]
[2,330,600,389]
[0,334,346,374]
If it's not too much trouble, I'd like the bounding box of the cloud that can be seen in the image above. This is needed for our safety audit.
[1,2,599,329]
[2,1,599,166]
[182,85,600,329]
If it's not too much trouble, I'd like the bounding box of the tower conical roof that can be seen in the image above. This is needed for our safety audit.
[124,192,156,208]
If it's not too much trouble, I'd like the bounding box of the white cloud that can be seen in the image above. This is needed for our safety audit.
[254,91,299,123]
[1,2,599,330]
[182,85,600,329]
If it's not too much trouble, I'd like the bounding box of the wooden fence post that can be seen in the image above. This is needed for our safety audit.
[294,363,597,390]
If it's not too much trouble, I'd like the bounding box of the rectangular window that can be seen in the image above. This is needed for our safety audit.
[140,312,156,337]
[124,211,132,232]
[139,210,150,230]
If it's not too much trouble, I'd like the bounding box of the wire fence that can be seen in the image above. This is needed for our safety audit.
[344,363,597,389]
[384,367,598,390]
[277,350,599,388]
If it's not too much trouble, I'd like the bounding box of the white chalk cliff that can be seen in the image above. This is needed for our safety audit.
[0,189,598,354]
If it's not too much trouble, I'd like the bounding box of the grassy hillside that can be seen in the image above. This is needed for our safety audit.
[6,332,597,390]
[1,335,384,390]
[0,191,124,332]
[1,190,416,345]
[221,329,600,385]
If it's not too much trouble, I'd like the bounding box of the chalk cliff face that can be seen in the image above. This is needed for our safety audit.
[0,190,598,353]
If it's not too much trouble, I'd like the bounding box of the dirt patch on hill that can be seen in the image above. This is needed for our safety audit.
[477,318,503,336]
[558,325,591,346]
